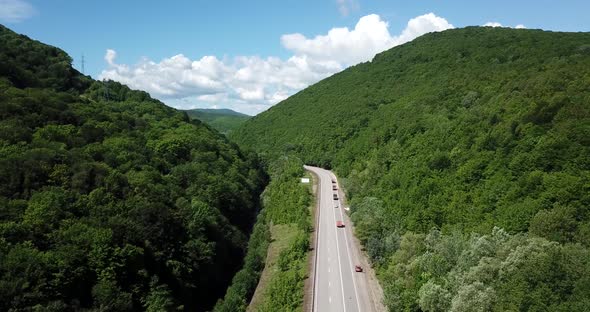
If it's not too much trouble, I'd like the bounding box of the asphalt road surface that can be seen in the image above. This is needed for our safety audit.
[306,166,374,312]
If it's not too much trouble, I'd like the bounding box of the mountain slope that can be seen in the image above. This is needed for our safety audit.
[182,108,250,135]
[190,108,249,117]
[0,25,266,311]
[233,27,590,310]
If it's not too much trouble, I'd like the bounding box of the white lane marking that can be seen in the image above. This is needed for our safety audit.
[327,171,348,312]
[328,267,331,273]
[329,296,332,303]
[335,175,362,312]
[329,281,331,287]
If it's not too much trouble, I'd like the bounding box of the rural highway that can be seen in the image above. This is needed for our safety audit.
[305,166,378,312]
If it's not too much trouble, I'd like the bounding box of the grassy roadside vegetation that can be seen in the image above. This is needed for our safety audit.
[247,223,300,311]
[214,156,312,312]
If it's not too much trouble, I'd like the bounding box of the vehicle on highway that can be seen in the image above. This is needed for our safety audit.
[336,221,345,228]
[331,179,336,183]
[355,265,363,272]
[332,185,338,190]
[333,194,338,200]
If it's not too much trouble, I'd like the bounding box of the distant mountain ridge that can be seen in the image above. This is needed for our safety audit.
[182,108,250,135]
[188,108,249,117]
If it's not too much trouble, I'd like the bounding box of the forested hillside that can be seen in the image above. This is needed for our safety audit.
[182,108,250,135]
[0,25,266,311]
[234,27,590,310]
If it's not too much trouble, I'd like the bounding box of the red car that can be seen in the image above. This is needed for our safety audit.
[336,221,345,228]
[355,265,363,272]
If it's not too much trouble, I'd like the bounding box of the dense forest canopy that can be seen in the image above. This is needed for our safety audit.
[0,24,266,311]
[233,27,590,310]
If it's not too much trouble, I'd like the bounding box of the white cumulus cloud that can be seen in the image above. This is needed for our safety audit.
[282,14,393,66]
[282,13,453,66]
[396,13,455,45]
[0,0,35,23]
[484,22,503,27]
[105,49,117,66]
[100,13,454,115]
[484,22,527,29]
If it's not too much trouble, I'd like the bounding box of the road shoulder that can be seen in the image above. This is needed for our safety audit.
[303,168,319,312]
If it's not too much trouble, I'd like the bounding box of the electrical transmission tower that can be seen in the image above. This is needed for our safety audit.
[81,54,85,74]
[103,79,109,101]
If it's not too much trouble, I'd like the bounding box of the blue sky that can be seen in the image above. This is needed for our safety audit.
[2,0,589,114]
